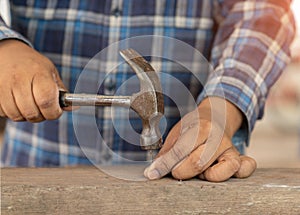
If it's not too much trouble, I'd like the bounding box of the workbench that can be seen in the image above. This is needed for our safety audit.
[1,167,300,214]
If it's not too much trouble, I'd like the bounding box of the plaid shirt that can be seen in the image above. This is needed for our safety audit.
[0,0,295,166]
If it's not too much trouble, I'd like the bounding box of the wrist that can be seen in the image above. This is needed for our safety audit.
[198,97,243,137]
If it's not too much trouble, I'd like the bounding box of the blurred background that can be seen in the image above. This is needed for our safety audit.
[245,0,300,168]
[0,0,299,168]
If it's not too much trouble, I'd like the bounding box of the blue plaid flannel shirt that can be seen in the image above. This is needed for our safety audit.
[0,0,295,166]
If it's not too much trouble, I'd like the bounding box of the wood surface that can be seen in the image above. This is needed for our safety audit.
[1,167,300,214]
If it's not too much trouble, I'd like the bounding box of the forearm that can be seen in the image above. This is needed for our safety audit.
[213,0,295,126]
[198,0,296,144]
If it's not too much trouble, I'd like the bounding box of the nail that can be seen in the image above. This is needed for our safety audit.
[144,167,160,180]
[148,169,160,180]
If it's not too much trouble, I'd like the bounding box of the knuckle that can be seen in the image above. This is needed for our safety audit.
[0,108,5,117]
[24,111,42,122]
[29,117,44,123]
[187,163,203,176]
[235,156,257,178]
[199,119,212,133]
[2,107,23,121]
[35,89,62,120]
[46,110,62,120]
[229,158,241,172]
[11,115,25,122]
[192,159,203,171]
[11,72,22,85]
[31,57,55,75]
[31,58,50,70]
[169,147,183,160]
[248,157,257,169]
[37,97,54,109]
[185,154,203,172]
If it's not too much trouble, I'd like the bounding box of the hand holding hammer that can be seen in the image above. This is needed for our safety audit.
[59,49,164,150]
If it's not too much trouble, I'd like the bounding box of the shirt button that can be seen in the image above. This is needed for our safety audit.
[111,7,122,17]
[104,75,116,93]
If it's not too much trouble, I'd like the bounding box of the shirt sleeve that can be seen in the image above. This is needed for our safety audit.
[198,0,296,145]
[0,15,32,46]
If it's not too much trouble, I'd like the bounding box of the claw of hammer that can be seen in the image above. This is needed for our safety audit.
[59,49,164,151]
[120,49,164,150]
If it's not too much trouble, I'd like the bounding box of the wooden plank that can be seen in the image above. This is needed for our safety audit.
[1,167,300,214]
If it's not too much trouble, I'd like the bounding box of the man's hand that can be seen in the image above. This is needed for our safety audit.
[144,97,256,182]
[0,39,68,122]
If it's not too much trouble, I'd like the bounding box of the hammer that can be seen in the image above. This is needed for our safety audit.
[59,49,164,151]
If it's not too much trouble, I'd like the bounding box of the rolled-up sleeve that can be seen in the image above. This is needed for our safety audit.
[0,16,32,46]
[198,0,296,145]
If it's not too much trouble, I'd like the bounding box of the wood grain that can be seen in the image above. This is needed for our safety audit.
[1,167,300,214]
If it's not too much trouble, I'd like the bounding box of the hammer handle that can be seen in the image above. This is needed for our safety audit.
[59,91,131,108]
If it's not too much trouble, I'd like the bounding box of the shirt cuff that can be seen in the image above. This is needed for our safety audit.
[197,74,258,147]
[0,20,32,47]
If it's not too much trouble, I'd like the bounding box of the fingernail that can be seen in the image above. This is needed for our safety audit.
[147,169,160,180]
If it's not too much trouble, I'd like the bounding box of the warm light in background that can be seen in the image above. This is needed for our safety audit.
[291,0,300,59]
[292,0,300,30]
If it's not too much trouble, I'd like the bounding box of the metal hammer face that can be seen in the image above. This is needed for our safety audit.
[120,49,164,150]
[60,49,164,150]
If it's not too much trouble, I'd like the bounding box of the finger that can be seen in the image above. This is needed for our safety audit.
[157,109,208,158]
[171,127,231,180]
[144,124,202,180]
[156,120,182,157]
[202,147,241,182]
[234,155,257,178]
[0,89,25,121]
[53,71,74,112]
[12,77,44,122]
[32,71,63,120]
[0,103,5,117]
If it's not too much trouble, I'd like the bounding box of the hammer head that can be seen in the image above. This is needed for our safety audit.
[120,49,164,150]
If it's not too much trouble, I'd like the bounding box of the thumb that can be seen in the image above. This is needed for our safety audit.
[144,124,202,180]
[52,69,74,111]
